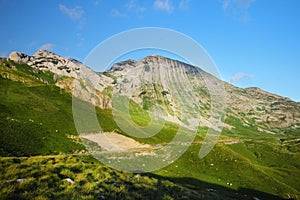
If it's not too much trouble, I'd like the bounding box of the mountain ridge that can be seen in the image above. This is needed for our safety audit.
[6,49,300,135]
[8,49,297,103]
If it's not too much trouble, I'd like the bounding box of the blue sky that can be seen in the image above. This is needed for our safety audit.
[0,0,299,101]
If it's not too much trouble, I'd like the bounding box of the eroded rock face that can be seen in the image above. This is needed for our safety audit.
[8,50,113,109]
[10,50,86,81]
[9,51,31,63]
[9,50,104,87]
[107,55,300,132]
[55,78,111,109]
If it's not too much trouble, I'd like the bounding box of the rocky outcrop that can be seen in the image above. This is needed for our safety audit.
[9,52,31,63]
[55,77,111,109]
[225,83,300,130]
[9,50,103,87]
[8,50,113,109]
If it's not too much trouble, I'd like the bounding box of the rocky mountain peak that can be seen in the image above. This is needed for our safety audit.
[9,49,112,90]
[109,59,137,72]
[33,49,56,57]
[7,50,113,109]
[141,54,171,63]
[108,54,174,73]
[110,54,199,75]
[8,49,85,79]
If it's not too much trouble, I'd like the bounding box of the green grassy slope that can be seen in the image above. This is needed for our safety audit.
[92,98,300,198]
[0,59,84,156]
[0,58,299,199]
[0,156,207,200]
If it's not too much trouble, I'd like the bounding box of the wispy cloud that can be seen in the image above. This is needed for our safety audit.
[59,4,84,21]
[110,9,127,18]
[94,0,101,6]
[179,0,191,11]
[222,0,230,10]
[0,51,7,57]
[76,33,85,48]
[223,0,255,10]
[222,0,255,21]
[126,0,146,15]
[59,4,85,29]
[39,43,55,51]
[230,72,254,83]
[153,0,174,14]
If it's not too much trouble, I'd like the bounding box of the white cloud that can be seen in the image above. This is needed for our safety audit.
[59,4,84,21]
[153,0,174,13]
[110,9,127,18]
[39,43,55,51]
[223,0,255,10]
[94,0,101,6]
[230,72,253,83]
[126,0,146,14]
[179,0,191,10]
[222,0,255,21]
[235,0,255,9]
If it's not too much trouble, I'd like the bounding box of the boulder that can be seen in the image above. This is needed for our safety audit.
[9,51,30,63]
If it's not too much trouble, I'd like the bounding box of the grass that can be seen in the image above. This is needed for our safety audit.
[0,60,84,156]
[0,156,205,200]
[0,58,299,199]
[155,141,300,199]
[0,78,85,156]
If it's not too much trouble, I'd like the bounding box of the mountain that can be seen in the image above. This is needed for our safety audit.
[1,50,300,199]
[107,54,300,134]
[8,50,300,135]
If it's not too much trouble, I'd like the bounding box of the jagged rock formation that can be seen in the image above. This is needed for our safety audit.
[9,50,112,88]
[9,50,112,109]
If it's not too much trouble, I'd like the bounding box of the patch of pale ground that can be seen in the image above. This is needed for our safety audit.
[81,130,242,155]
[81,132,152,152]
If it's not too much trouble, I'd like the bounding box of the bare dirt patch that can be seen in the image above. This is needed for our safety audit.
[81,132,152,152]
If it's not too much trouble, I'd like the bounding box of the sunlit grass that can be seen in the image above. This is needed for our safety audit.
[0,156,203,199]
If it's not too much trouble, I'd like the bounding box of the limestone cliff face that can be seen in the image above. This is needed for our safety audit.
[9,50,111,89]
[9,50,113,109]
[106,55,300,133]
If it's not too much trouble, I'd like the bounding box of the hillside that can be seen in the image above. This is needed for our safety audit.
[0,50,299,199]
[106,54,300,134]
